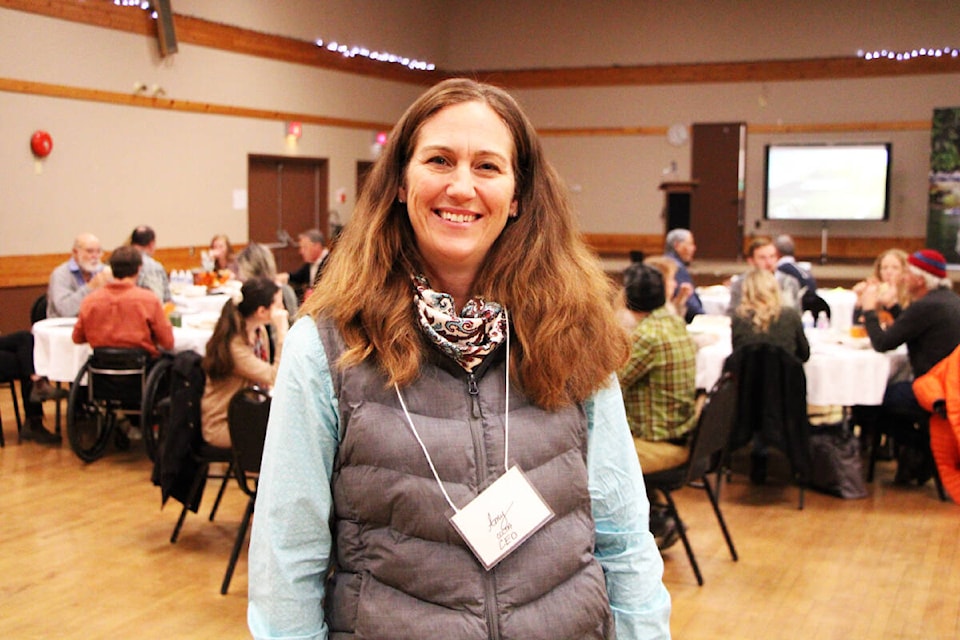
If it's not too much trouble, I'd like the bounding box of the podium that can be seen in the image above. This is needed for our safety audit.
[660,181,698,232]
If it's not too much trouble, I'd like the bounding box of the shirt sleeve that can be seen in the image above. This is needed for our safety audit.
[72,310,87,344]
[248,317,340,640]
[49,267,87,319]
[587,376,673,639]
[618,332,656,388]
[864,300,931,353]
[150,300,175,351]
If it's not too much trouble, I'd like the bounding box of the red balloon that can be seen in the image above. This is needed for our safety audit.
[31,130,53,158]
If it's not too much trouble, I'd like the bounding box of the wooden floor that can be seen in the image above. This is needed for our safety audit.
[1,386,958,639]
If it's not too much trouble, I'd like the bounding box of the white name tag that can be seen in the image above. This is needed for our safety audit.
[449,466,554,570]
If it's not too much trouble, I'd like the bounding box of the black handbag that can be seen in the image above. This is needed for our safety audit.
[808,423,868,499]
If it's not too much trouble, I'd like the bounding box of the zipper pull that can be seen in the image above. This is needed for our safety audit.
[467,375,479,396]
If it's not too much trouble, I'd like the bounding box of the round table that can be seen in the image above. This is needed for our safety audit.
[692,323,909,406]
[33,316,215,383]
[695,286,858,332]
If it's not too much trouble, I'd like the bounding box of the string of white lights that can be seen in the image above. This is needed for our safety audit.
[114,0,435,71]
[314,39,434,71]
[857,47,958,61]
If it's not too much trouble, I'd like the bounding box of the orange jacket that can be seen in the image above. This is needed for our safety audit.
[912,344,960,503]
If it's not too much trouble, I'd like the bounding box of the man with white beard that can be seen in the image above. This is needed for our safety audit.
[47,232,113,318]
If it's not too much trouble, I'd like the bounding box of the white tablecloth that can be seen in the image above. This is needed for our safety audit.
[695,285,858,331]
[33,315,215,383]
[693,323,909,406]
[817,288,857,332]
[170,292,232,314]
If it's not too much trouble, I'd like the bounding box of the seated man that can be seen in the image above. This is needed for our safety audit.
[285,229,329,304]
[72,245,175,359]
[728,236,802,314]
[617,263,698,549]
[129,225,171,302]
[774,234,816,293]
[664,228,704,323]
[860,249,960,484]
[47,232,113,318]
[0,331,67,444]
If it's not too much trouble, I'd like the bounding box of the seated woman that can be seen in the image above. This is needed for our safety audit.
[731,269,810,483]
[235,242,299,317]
[200,277,288,448]
[205,234,239,277]
[852,248,911,328]
[732,269,810,361]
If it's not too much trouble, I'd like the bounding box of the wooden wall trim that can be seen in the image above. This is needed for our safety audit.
[581,234,926,263]
[4,0,959,88]
[0,247,230,288]
[469,55,960,88]
[0,77,394,131]
[0,235,928,289]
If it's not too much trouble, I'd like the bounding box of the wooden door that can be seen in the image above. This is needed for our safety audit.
[248,155,329,273]
[689,123,745,260]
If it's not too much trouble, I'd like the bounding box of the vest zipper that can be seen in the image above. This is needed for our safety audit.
[466,373,501,640]
[467,374,481,418]
[484,570,501,640]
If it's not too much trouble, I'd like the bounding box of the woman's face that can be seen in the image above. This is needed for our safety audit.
[879,254,903,284]
[399,101,518,281]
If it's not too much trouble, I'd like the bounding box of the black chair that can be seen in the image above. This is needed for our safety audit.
[66,347,149,462]
[644,372,740,586]
[724,342,811,509]
[155,351,232,544]
[30,293,48,324]
[0,377,23,448]
[801,290,831,324]
[28,292,65,434]
[221,386,271,595]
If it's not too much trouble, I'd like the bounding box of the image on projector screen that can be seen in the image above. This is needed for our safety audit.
[764,144,891,221]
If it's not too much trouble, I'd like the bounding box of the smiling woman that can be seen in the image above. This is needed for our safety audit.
[247,78,672,640]
[399,101,519,305]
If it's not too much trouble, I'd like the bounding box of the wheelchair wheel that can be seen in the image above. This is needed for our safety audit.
[142,356,173,462]
[66,363,113,463]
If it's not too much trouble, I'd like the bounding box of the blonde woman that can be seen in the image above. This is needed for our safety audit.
[853,248,911,326]
[732,269,809,362]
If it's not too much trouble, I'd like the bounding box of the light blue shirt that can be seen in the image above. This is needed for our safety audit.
[248,317,672,639]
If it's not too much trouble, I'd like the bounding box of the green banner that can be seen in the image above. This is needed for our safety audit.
[927,107,960,265]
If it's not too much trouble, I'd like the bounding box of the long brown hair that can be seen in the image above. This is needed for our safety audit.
[302,78,628,410]
[203,277,278,380]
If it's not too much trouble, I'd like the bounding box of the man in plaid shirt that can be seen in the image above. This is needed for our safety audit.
[618,263,698,549]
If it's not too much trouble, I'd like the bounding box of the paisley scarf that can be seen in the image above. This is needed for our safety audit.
[412,274,507,373]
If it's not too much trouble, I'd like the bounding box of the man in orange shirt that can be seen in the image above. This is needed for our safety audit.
[72,245,174,358]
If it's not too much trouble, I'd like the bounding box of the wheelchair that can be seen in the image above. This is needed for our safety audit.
[66,347,173,463]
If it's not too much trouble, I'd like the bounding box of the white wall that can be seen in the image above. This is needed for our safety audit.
[0,8,422,255]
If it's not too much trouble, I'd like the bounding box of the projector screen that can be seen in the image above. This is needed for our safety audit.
[763,143,892,221]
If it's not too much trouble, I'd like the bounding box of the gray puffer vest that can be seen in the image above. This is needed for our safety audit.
[317,318,614,640]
